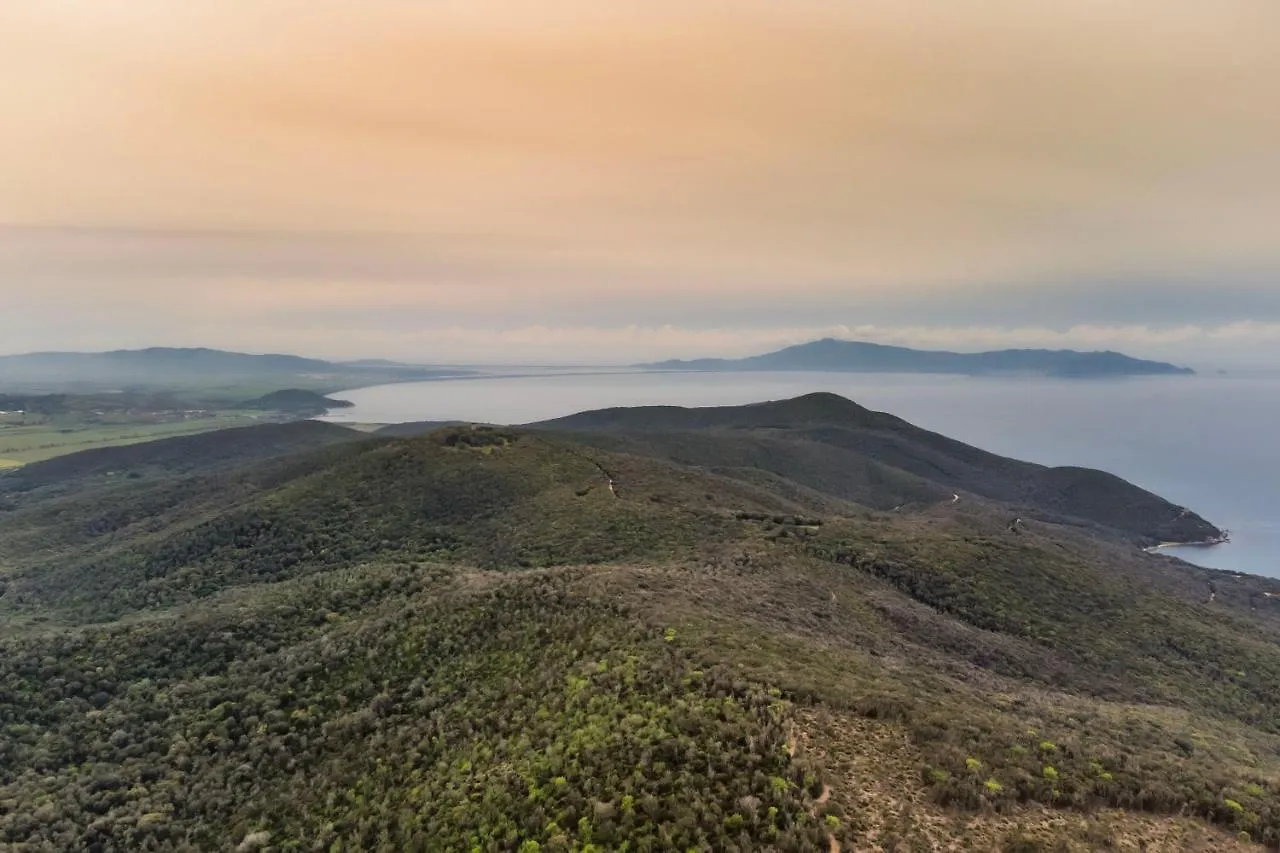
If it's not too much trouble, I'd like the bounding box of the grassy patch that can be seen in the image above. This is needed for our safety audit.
[0,416,260,464]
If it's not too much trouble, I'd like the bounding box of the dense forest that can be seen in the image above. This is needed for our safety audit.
[1,568,836,851]
[2,399,1278,850]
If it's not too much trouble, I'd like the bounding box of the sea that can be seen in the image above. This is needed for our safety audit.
[324,370,1280,578]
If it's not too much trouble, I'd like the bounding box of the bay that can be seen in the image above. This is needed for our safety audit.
[324,371,1279,577]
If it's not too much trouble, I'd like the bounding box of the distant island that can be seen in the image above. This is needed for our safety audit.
[642,338,1194,379]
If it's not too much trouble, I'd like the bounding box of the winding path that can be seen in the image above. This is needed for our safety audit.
[813,784,840,853]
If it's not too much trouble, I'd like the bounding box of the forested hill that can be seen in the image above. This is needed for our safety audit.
[0,402,1273,851]
[244,389,355,415]
[535,392,1222,546]
[643,338,1194,377]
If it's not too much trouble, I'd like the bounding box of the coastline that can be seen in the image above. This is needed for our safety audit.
[1144,531,1232,554]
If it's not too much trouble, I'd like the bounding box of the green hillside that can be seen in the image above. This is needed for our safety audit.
[0,398,1274,851]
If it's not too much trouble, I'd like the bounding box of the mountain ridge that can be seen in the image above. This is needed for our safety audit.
[0,346,467,392]
[534,392,1222,546]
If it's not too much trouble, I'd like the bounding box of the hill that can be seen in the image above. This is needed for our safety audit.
[1,404,1275,851]
[244,388,355,415]
[535,392,1222,546]
[644,338,1194,378]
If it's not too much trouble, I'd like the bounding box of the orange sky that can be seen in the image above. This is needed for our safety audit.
[1,1,1278,362]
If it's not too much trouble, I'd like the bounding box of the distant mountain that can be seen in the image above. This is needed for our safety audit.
[643,338,1194,378]
[340,358,416,368]
[0,347,331,379]
[0,347,467,392]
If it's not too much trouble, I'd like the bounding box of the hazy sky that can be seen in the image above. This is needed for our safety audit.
[2,1,1278,366]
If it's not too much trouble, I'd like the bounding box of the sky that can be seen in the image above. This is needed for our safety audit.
[1,1,1278,367]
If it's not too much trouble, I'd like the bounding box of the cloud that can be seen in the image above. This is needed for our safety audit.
[0,1,1277,361]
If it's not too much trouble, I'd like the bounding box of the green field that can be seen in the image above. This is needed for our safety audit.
[0,414,261,466]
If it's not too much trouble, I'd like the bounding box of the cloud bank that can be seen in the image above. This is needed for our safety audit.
[1,1,1277,364]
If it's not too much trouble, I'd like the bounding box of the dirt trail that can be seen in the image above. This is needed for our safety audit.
[816,785,840,852]
[808,775,837,851]
[790,727,841,851]
[532,437,617,498]
[588,459,617,498]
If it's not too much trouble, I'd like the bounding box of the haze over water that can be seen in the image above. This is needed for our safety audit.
[326,371,1280,578]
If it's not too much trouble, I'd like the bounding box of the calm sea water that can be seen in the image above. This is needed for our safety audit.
[325,371,1279,578]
